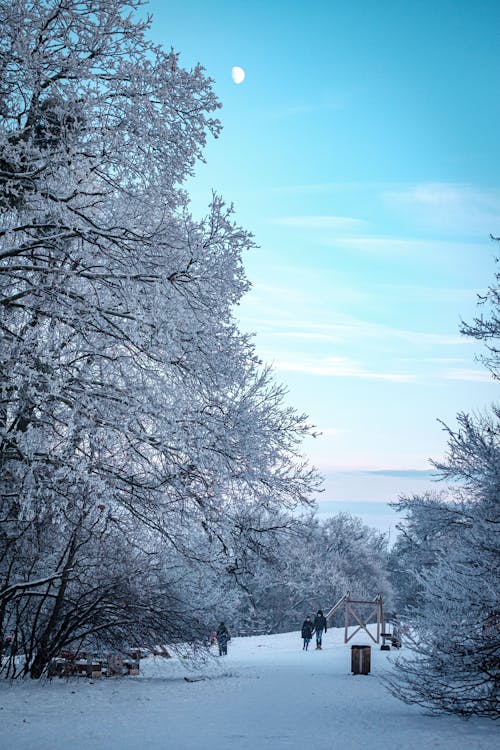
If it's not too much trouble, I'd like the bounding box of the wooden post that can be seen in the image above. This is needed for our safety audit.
[345,599,350,644]
[376,594,382,643]
[326,592,349,622]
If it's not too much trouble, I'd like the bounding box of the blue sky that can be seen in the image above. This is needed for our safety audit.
[145,1,499,532]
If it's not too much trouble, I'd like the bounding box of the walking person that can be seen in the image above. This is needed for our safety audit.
[216,621,230,656]
[313,609,327,649]
[301,615,314,650]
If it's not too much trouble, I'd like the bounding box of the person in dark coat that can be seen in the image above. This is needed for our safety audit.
[313,609,327,649]
[216,622,230,656]
[301,615,314,650]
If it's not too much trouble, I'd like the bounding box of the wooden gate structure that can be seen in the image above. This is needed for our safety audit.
[325,592,384,644]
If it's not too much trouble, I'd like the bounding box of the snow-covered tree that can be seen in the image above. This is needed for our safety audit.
[0,0,320,676]
[389,412,499,717]
[216,512,392,635]
[460,243,500,379]
[387,491,455,613]
[388,256,500,718]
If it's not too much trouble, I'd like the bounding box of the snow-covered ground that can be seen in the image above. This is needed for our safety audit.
[1,627,497,750]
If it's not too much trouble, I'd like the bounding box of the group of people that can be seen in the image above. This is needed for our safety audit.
[301,610,327,651]
[211,610,328,656]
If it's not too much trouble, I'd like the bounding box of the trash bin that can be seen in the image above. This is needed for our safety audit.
[351,645,371,675]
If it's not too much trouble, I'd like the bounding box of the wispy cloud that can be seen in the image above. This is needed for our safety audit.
[272,356,416,382]
[383,182,500,235]
[271,351,491,384]
[443,368,493,382]
[264,181,396,195]
[243,313,471,348]
[323,234,486,259]
[270,215,367,231]
[265,221,488,261]
[318,470,440,503]
[359,468,438,480]
[268,331,334,342]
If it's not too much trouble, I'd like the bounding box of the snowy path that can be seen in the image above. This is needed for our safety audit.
[1,629,497,750]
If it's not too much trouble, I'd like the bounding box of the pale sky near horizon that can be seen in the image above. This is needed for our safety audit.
[145,0,499,531]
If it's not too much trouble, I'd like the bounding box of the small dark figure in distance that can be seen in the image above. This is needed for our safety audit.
[313,609,327,649]
[301,615,314,650]
[390,624,401,649]
[2,636,12,657]
[216,622,230,656]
